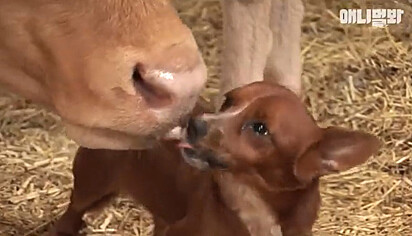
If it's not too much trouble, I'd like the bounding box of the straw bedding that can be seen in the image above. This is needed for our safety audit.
[0,0,411,235]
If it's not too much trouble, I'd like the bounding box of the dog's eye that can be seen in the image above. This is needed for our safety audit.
[252,122,269,136]
[243,121,270,136]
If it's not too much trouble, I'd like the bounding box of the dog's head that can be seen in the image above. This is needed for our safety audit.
[180,82,381,189]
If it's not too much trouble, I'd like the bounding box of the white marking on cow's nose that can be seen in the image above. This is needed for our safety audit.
[163,126,184,140]
[158,71,174,81]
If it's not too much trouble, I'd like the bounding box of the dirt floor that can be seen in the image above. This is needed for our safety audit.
[1,0,411,235]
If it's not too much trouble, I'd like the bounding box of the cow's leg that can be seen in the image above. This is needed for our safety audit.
[264,0,304,96]
[218,0,273,108]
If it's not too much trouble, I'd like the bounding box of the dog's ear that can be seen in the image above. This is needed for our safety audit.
[294,127,381,182]
[192,96,214,116]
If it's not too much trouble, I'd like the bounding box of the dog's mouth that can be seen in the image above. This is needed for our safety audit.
[178,142,228,170]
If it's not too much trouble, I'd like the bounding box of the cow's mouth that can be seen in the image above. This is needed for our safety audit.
[64,122,157,150]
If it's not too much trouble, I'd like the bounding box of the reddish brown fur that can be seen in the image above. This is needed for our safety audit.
[51,82,381,236]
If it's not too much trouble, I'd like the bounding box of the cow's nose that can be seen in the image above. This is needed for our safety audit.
[187,117,208,144]
[138,37,206,107]
[132,44,206,109]
[132,64,174,108]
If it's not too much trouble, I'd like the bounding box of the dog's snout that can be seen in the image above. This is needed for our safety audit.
[187,118,208,143]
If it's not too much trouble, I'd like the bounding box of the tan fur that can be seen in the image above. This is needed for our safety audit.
[217,173,281,236]
[0,0,207,149]
[219,0,304,107]
[220,0,273,95]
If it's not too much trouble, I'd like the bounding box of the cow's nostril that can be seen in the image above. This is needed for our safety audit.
[132,64,173,108]
[132,65,144,83]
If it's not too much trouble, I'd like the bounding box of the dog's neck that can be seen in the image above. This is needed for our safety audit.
[214,172,282,236]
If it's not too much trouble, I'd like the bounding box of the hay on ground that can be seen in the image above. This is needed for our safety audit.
[0,0,411,235]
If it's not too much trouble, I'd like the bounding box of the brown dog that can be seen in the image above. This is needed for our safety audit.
[51,82,381,236]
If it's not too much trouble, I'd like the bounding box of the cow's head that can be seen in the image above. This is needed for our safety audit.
[46,0,206,149]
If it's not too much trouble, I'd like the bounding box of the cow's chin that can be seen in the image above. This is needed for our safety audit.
[64,123,159,150]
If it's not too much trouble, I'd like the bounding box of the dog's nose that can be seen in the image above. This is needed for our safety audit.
[187,117,208,143]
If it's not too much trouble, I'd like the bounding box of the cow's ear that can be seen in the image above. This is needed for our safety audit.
[294,127,381,182]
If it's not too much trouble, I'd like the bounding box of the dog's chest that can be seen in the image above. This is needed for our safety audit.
[217,174,282,236]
